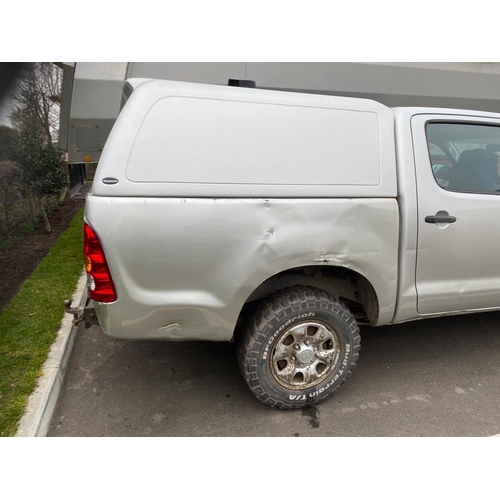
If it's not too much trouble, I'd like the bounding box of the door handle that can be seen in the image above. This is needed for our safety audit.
[425,215,457,224]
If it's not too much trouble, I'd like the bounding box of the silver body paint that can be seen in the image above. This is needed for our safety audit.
[87,196,399,340]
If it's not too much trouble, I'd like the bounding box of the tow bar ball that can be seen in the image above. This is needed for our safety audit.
[63,299,99,328]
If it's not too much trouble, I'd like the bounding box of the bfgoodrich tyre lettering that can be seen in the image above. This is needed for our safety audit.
[238,285,361,410]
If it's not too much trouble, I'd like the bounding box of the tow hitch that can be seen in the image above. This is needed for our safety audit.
[64,297,100,328]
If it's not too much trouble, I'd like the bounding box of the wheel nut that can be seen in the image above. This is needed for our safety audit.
[305,340,310,345]
[291,356,296,361]
[294,344,300,350]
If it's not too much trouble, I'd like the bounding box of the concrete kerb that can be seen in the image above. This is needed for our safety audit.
[16,270,87,437]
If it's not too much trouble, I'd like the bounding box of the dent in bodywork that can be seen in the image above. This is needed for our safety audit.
[157,322,181,338]
[88,196,399,341]
[313,255,343,265]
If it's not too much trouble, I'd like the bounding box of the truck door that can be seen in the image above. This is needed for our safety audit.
[412,114,500,314]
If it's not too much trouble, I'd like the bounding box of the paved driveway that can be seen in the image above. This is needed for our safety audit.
[49,310,500,436]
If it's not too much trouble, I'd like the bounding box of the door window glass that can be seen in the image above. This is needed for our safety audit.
[426,123,500,193]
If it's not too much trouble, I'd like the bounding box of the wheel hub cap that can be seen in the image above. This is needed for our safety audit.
[270,320,341,390]
[298,348,314,364]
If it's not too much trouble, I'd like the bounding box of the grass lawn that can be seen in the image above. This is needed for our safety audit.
[0,207,84,436]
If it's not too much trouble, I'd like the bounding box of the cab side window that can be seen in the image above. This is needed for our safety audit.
[426,123,500,194]
[428,142,452,188]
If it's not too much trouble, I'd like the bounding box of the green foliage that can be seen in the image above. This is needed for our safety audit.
[0,126,19,161]
[0,166,22,234]
[6,126,68,199]
[0,237,13,251]
[0,207,84,436]
[19,221,35,233]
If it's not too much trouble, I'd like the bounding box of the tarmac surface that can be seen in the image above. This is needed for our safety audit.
[48,310,500,437]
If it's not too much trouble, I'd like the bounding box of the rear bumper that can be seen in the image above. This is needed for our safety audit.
[93,298,232,341]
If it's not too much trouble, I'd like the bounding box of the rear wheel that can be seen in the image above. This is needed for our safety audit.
[238,285,361,409]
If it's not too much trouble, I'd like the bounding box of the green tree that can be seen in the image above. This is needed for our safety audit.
[2,63,68,231]
[6,126,67,232]
[0,126,19,161]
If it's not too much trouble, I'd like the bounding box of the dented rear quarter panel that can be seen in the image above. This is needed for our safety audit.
[86,195,399,341]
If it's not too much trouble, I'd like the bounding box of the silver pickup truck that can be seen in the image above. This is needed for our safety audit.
[73,78,500,409]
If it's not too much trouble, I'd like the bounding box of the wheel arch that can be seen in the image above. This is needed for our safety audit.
[236,264,379,330]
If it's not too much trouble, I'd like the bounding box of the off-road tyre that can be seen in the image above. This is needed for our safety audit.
[238,285,361,410]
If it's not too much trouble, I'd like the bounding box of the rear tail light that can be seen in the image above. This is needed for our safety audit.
[83,222,117,302]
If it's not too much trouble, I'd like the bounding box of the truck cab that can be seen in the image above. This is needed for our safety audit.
[393,107,500,322]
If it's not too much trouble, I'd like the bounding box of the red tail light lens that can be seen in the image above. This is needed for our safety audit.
[83,222,117,303]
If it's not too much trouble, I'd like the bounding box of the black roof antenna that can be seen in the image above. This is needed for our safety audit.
[228,79,256,88]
